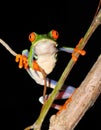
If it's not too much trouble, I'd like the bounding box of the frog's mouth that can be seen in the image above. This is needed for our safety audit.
[34,39,57,46]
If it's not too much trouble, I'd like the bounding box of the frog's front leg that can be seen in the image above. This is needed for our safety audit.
[15,49,40,70]
[15,49,43,83]
[59,47,74,53]
[59,38,86,61]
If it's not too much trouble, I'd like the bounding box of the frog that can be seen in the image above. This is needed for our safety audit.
[0,30,85,107]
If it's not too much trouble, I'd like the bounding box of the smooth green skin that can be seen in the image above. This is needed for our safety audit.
[28,30,57,68]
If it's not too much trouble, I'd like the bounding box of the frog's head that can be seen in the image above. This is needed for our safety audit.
[28,30,59,46]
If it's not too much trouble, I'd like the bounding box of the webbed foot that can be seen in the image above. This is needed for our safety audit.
[72,38,86,61]
[15,54,28,69]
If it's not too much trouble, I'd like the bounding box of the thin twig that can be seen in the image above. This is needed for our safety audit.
[0,39,17,56]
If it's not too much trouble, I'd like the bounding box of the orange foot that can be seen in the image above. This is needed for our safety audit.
[56,88,78,115]
[56,96,72,115]
[33,60,41,71]
[15,54,28,69]
[72,38,86,62]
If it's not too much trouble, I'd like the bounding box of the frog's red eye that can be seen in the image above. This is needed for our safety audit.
[52,30,59,40]
[29,32,36,42]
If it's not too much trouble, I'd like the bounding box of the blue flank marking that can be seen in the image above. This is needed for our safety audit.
[59,47,74,53]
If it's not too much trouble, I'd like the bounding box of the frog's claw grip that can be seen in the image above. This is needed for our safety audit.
[72,38,86,62]
[56,88,78,115]
[15,54,28,69]
[56,96,72,115]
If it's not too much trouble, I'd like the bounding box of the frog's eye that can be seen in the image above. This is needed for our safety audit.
[29,32,36,42]
[51,30,59,40]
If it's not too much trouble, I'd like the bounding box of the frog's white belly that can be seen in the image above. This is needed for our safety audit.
[37,54,57,74]
[34,39,58,74]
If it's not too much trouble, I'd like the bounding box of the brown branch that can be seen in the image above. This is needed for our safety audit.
[49,54,101,130]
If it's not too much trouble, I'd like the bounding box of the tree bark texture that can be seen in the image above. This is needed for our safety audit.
[49,54,101,130]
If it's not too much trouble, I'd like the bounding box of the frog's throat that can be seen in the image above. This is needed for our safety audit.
[33,39,57,47]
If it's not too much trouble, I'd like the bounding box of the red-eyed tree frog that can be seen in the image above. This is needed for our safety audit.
[0,30,80,109]
[16,30,77,109]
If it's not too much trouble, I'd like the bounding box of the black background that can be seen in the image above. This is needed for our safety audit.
[0,1,101,130]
